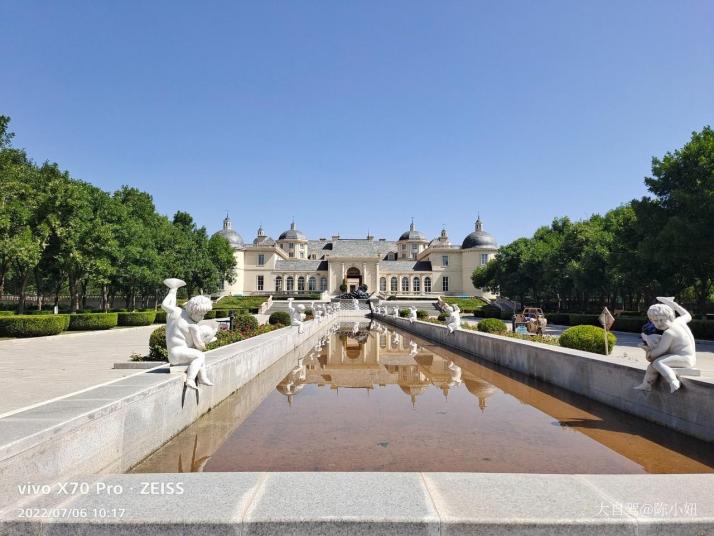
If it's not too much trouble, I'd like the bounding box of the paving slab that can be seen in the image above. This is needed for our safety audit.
[244,472,440,535]
[0,325,157,416]
[423,472,637,535]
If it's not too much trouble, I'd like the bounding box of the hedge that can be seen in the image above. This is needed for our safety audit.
[691,320,714,340]
[399,308,410,318]
[268,311,291,326]
[559,325,616,355]
[118,311,156,326]
[479,304,503,319]
[154,310,167,324]
[437,312,448,321]
[416,309,429,319]
[546,313,570,325]
[0,311,15,316]
[68,313,118,331]
[477,318,508,334]
[0,314,70,337]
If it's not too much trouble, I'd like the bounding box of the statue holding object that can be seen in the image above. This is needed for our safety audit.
[634,297,696,393]
[162,278,216,390]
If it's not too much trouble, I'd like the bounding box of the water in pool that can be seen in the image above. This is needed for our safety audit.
[132,321,714,474]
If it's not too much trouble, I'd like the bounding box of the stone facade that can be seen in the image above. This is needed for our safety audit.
[214,217,498,298]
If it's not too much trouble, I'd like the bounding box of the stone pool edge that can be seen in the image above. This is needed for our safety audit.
[0,316,339,508]
[374,314,714,443]
[2,472,713,535]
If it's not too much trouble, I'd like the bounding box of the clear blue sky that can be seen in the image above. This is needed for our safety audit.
[1,1,712,245]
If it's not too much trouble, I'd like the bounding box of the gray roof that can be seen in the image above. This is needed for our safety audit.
[329,239,397,258]
[275,260,328,272]
[213,217,244,249]
[398,222,428,242]
[253,235,275,246]
[462,218,498,249]
[378,260,432,272]
[461,230,497,249]
[307,239,332,257]
[278,222,307,241]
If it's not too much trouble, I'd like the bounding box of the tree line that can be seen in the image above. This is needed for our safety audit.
[473,126,714,316]
[0,116,236,313]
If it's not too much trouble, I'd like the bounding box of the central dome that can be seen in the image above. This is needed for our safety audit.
[398,220,428,242]
[278,221,307,241]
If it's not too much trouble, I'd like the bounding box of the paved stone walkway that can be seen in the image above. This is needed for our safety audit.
[0,325,157,416]
[462,315,714,372]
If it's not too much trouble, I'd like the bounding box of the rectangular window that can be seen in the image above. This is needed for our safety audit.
[442,276,449,292]
[481,253,489,265]
[442,255,449,267]
[257,254,265,266]
[289,252,294,258]
[288,243,294,249]
[299,251,305,258]
[257,275,264,291]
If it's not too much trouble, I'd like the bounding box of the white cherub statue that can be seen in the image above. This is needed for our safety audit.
[634,297,696,393]
[391,306,399,318]
[408,306,418,324]
[352,297,359,310]
[447,304,461,334]
[447,361,462,387]
[409,340,418,356]
[287,298,306,334]
[162,278,216,390]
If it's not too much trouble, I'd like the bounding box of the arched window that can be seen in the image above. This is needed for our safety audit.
[379,277,387,292]
[390,277,398,292]
[424,276,432,293]
[401,277,409,293]
[413,277,421,293]
[297,276,305,291]
[286,276,294,291]
[275,276,283,292]
[320,277,328,291]
[308,277,316,291]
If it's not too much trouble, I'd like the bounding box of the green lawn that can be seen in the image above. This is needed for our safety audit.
[442,296,488,313]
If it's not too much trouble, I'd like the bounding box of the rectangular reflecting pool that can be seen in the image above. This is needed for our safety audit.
[131,321,714,474]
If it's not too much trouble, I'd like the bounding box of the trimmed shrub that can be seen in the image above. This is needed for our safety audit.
[269,311,291,326]
[148,326,168,360]
[559,325,616,355]
[0,314,70,337]
[234,313,259,334]
[546,313,570,326]
[118,311,156,326]
[304,308,314,319]
[398,308,410,318]
[0,311,15,316]
[416,309,429,319]
[207,329,243,350]
[68,313,118,331]
[477,318,507,334]
[154,310,167,324]
[437,312,448,321]
[25,310,55,315]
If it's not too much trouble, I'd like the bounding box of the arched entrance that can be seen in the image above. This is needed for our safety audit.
[345,267,362,292]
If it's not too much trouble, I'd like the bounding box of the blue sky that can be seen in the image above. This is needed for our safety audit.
[1,1,712,245]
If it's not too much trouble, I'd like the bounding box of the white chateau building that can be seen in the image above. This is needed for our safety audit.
[214,217,498,299]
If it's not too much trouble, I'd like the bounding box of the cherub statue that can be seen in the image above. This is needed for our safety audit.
[162,278,216,390]
[634,297,696,393]
[447,361,462,387]
[391,306,399,318]
[447,304,461,334]
[409,340,418,356]
[408,306,418,324]
[287,298,306,334]
[353,297,359,310]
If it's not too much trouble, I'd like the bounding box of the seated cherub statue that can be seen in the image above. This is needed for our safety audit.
[634,297,696,393]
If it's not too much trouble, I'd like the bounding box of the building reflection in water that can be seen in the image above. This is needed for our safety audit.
[275,321,495,411]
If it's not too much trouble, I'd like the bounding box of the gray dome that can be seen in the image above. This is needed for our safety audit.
[461,217,497,249]
[214,216,244,249]
[278,222,307,241]
[398,221,428,242]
